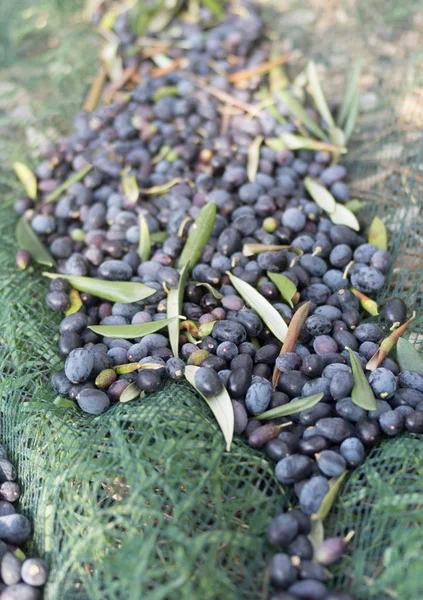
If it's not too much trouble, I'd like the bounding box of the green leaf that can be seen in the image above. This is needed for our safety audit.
[120,382,143,403]
[88,317,177,339]
[397,338,423,376]
[247,135,263,183]
[201,0,224,18]
[308,519,325,560]
[351,288,379,316]
[114,362,163,374]
[150,231,169,243]
[368,216,388,250]
[147,0,184,33]
[277,90,327,140]
[13,162,37,199]
[185,365,234,452]
[227,272,288,343]
[253,393,323,421]
[65,289,83,316]
[122,168,139,204]
[329,126,346,150]
[347,348,377,410]
[140,177,181,195]
[304,177,336,214]
[307,61,335,129]
[243,243,298,257]
[138,213,151,262]
[153,85,179,103]
[345,199,365,213]
[314,471,348,521]
[267,272,297,308]
[281,133,346,153]
[194,282,223,300]
[178,201,216,270]
[330,203,360,231]
[198,321,217,337]
[42,273,155,303]
[265,137,286,152]
[338,59,362,128]
[16,216,55,267]
[44,165,93,203]
[168,263,189,358]
[343,88,360,142]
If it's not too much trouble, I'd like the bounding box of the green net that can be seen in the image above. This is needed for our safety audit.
[1,1,423,599]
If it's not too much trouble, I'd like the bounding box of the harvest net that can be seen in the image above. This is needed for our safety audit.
[0,1,423,599]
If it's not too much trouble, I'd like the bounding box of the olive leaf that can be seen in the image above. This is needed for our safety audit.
[147,0,184,33]
[265,137,286,152]
[330,203,360,231]
[153,85,179,102]
[247,135,263,183]
[114,362,163,374]
[198,320,217,337]
[259,88,287,124]
[230,56,289,84]
[88,317,178,339]
[13,162,37,199]
[16,217,55,267]
[277,90,327,140]
[64,289,83,316]
[267,272,297,308]
[308,518,325,560]
[43,273,155,304]
[366,313,416,371]
[345,199,365,213]
[54,397,76,410]
[45,164,93,203]
[120,382,143,404]
[314,471,348,521]
[347,348,377,410]
[185,365,234,452]
[304,177,336,214]
[281,133,345,153]
[253,393,323,421]
[194,282,223,299]
[243,243,301,257]
[121,168,139,204]
[307,61,335,129]
[201,0,224,19]
[140,177,181,195]
[344,89,360,142]
[178,201,216,270]
[396,337,423,376]
[168,263,189,358]
[150,231,169,243]
[227,272,288,343]
[337,59,363,128]
[368,216,388,250]
[351,288,379,316]
[138,213,151,262]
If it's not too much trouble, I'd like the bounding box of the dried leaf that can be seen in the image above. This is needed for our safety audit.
[366,314,416,371]
[138,213,150,262]
[178,201,216,270]
[314,471,348,521]
[347,348,377,410]
[281,133,346,153]
[254,393,323,421]
[242,243,298,257]
[122,168,139,204]
[344,89,360,142]
[272,301,311,388]
[45,165,93,203]
[82,67,107,112]
[65,289,83,316]
[345,199,364,213]
[168,263,189,358]
[140,177,181,195]
[338,59,362,128]
[396,337,423,376]
[351,288,379,316]
[307,61,335,129]
[368,216,388,250]
[277,90,326,140]
[330,203,360,231]
[308,519,325,560]
[120,382,143,403]
[229,55,290,84]
[185,365,234,452]
[13,162,37,199]
[42,272,155,303]
[247,135,263,183]
[227,272,288,343]
[152,85,179,102]
[267,272,297,308]
[16,217,55,267]
[194,282,223,299]
[88,317,178,339]
[304,177,336,214]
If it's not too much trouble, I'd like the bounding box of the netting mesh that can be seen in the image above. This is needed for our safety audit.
[1,1,423,599]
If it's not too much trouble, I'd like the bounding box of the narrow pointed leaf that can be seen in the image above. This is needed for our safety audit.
[168,263,189,358]
[185,365,234,452]
[344,88,360,142]
[13,162,37,199]
[16,217,55,267]
[65,289,83,316]
[277,90,327,139]
[267,272,297,308]
[42,272,155,303]
[368,216,388,250]
[254,393,323,421]
[150,231,169,243]
[347,348,377,410]
[122,168,139,204]
[247,135,263,183]
[88,317,177,339]
[304,177,336,214]
[397,338,423,376]
[351,288,379,316]
[114,362,163,374]
[45,165,93,203]
[147,0,184,33]
[138,213,151,262]
[366,314,416,371]
[198,321,217,337]
[194,282,223,299]
[345,199,364,213]
[308,519,325,560]
[265,137,286,152]
[140,177,181,195]
[338,59,362,128]
[307,61,335,129]
[178,201,216,270]
[329,126,346,151]
[314,471,348,521]
[120,382,143,403]
[330,203,360,231]
[229,55,290,84]
[243,243,299,257]
[281,133,345,153]
[153,85,179,102]
[227,272,288,343]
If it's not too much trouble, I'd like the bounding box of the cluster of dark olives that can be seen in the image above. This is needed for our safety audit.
[13,2,423,598]
[0,446,47,600]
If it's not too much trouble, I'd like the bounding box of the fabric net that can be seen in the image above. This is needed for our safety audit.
[0,1,422,598]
